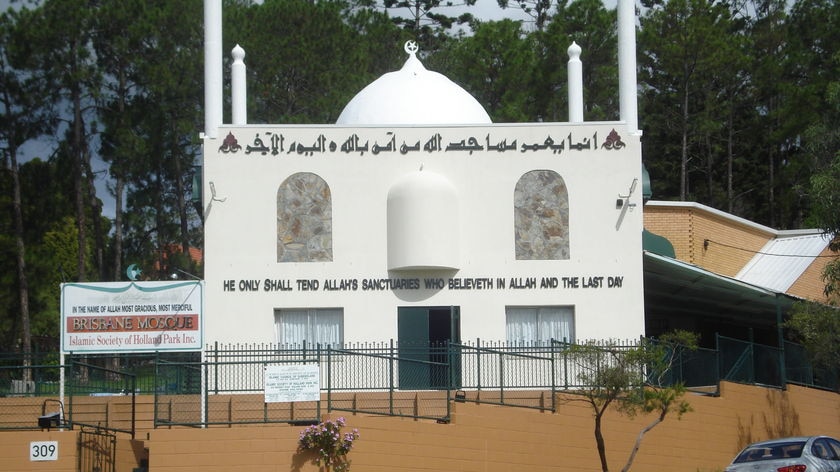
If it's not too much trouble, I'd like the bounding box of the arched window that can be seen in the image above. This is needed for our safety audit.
[514,170,569,260]
[277,173,332,262]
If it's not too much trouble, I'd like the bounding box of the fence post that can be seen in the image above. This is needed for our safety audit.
[213,341,219,394]
[325,345,331,415]
[447,341,452,421]
[67,355,74,429]
[776,299,787,389]
[476,338,482,393]
[715,333,721,384]
[498,350,504,405]
[203,359,209,428]
[550,340,556,412]
[389,339,394,416]
[563,338,569,389]
[153,352,159,427]
[130,371,136,438]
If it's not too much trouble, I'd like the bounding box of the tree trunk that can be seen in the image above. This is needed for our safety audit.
[112,62,128,282]
[83,147,105,280]
[620,411,666,472]
[768,148,775,227]
[705,133,714,207]
[171,128,191,258]
[155,165,166,278]
[71,38,87,282]
[727,106,734,213]
[595,412,609,472]
[9,146,32,383]
[680,80,690,201]
[114,177,124,280]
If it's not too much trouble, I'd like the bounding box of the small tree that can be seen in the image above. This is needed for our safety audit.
[568,331,698,472]
[785,301,840,383]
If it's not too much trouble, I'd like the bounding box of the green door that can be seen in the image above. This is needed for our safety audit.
[397,306,461,389]
[398,307,430,389]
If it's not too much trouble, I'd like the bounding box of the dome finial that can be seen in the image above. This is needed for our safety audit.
[404,40,419,57]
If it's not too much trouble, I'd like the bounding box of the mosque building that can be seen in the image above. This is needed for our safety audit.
[200,1,647,355]
[199,0,831,362]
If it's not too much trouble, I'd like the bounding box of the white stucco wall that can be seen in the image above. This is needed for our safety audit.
[202,122,644,345]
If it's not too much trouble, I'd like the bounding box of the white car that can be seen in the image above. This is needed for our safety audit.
[725,436,840,472]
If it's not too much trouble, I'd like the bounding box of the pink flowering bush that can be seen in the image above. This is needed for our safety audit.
[298,417,360,472]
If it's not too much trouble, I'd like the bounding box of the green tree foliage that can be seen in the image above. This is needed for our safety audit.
[434,19,538,121]
[639,0,748,205]
[10,0,107,282]
[800,49,840,301]
[225,0,405,124]
[535,0,618,122]
[377,0,476,50]
[119,0,204,280]
[0,8,61,361]
[785,301,840,383]
[495,0,555,31]
[94,0,161,282]
[640,0,839,231]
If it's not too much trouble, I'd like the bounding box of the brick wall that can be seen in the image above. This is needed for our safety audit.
[644,203,773,276]
[787,244,834,303]
[143,382,839,472]
[0,431,78,472]
[2,383,838,472]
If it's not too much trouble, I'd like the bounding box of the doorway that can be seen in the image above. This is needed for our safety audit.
[397,306,461,389]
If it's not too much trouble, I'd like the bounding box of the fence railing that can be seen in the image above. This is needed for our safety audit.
[0,335,836,430]
[0,358,136,437]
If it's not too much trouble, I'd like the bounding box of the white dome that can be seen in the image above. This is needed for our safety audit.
[336,42,492,126]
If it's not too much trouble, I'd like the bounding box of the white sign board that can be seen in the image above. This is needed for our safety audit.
[60,281,203,353]
[30,441,58,461]
[264,364,320,403]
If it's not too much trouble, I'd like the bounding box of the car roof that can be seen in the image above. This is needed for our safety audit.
[746,436,823,447]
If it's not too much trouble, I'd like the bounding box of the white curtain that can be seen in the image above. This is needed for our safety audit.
[506,306,574,345]
[506,307,537,344]
[276,309,343,347]
[314,309,342,347]
[277,310,308,346]
[539,306,573,343]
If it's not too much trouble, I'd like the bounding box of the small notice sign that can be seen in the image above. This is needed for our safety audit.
[30,441,58,461]
[264,364,320,403]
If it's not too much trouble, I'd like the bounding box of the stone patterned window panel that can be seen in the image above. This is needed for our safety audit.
[514,170,570,260]
[277,172,333,262]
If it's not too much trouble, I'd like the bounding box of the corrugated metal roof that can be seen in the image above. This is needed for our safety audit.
[736,233,830,293]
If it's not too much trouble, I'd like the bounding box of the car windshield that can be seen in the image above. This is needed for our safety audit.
[734,442,806,463]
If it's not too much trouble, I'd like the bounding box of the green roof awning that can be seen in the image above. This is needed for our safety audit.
[644,251,797,328]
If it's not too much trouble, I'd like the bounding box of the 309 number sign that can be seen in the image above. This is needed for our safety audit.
[30,441,58,461]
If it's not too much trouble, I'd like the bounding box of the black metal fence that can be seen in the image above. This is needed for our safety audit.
[0,356,136,436]
[0,335,836,430]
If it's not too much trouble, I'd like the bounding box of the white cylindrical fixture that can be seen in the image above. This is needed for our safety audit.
[618,0,639,134]
[567,41,584,123]
[204,0,223,138]
[387,170,460,271]
[231,44,247,125]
